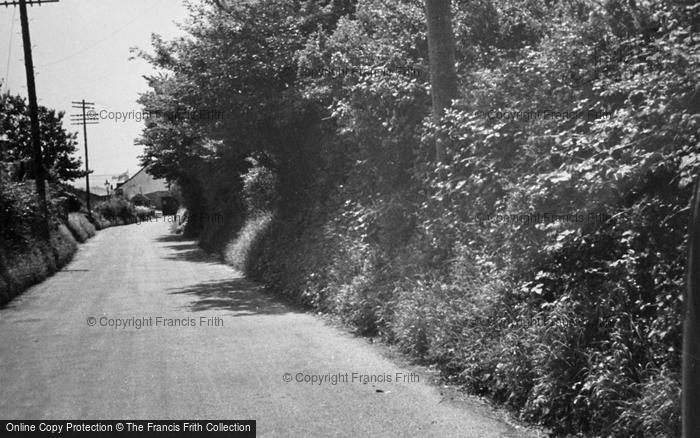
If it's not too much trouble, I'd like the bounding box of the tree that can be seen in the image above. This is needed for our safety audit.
[0,92,85,181]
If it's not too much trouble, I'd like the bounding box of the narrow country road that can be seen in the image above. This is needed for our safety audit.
[0,221,528,437]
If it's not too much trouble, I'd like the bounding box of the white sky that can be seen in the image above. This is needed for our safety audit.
[0,0,191,177]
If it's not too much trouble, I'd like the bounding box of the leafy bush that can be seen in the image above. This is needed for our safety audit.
[223,212,272,272]
[50,224,78,267]
[0,177,47,246]
[134,205,155,221]
[89,213,112,230]
[242,164,278,215]
[66,212,95,243]
[94,198,136,224]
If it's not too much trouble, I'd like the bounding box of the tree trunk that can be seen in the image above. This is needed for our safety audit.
[684,176,700,437]
[425,0,457,163]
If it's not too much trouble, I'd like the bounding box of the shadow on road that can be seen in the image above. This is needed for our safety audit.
[153,233,185,243]
[158,233,297,316]
[168,278,293,316]
[155,234,220,264]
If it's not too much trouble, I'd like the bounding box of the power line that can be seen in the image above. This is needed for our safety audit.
[36,1,164,68]
[3,7,16,92]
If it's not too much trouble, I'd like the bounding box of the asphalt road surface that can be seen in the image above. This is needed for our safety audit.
[0,220,532,437]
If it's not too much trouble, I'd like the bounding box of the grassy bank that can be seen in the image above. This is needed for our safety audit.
[0,179,138,306]
[0,223,78,305]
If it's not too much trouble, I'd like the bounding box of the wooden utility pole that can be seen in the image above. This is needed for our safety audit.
[2,0,59,238]
[684,176,700,437]
[70,100,98,216]
[425,0,457,164]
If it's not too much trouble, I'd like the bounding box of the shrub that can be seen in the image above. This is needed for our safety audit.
[94,198,136,224]
[50,224,78,267]
[89,212,112,230]
[134,205,155,221]
[66,212,95,243]
[242,164,278,214]
[223,212,272,271]
[0,177,46,247]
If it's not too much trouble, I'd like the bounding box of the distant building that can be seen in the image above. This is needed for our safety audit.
[115,167,174,210]
[68,171,129,196]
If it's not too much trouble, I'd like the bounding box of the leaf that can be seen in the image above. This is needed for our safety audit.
[547,171,572,183]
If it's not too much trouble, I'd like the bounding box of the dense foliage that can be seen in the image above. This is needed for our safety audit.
[137,0,699,435]
[93,198,138,224]
[0,174,50,246]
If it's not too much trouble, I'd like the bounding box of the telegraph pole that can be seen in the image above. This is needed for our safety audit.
[70,100,98,216]
[2,0,59,238]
